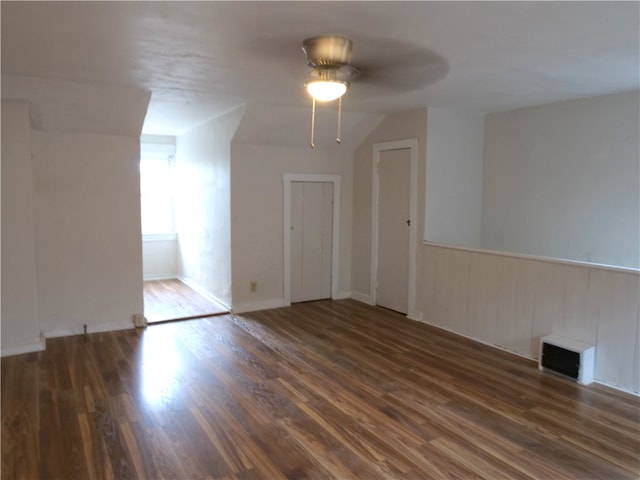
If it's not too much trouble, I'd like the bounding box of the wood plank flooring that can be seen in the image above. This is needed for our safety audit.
[143,278,228,323]
[2,299,639,479]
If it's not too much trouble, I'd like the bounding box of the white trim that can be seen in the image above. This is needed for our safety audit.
[335,290,352,300]
[1,339,46,358]
[594,380,640,397]
[143,274,179,281]
[178,276,231,311]
[351,291,374,305]
[416,316,538,362]
[43,321,134,339]
[424,241,640,275]
[232,299,287,314]
[371,138,419,318]
[283,173,342,305]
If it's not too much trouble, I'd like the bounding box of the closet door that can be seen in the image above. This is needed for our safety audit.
[290,182,333,303]
[376,148,410,314]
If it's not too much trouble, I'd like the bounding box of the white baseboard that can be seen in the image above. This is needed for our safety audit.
[334,290,352,300]
[1,338,46,357]
[407,310,423,322]
[143,274,179,281]
[415,316,537,362]
[351,291,373,305]
[594,380,640,397]
[44,320,134,339]
[178,276,231,311]
[232,298,287,314]
[2,319,134,357]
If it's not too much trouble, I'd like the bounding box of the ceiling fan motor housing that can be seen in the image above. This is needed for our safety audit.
[302,36,353,68]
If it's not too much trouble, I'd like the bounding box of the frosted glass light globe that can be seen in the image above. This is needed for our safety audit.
[306,80,348,102]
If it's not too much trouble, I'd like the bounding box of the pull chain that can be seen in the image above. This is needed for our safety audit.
[309,93,346,148]
[310,97,316,149]
[337,96,342,144]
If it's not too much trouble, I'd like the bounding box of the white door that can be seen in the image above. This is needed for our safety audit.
[290,182,333,303]
[377,148,410,314]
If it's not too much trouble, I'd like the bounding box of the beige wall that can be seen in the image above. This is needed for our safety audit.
[482,90,640,268]
[2,75,149,352]
[1,101,42,355]
[425,107,484,247]
[2,102,141,350]
[31,131,144,337]
[351,108,427,301]
[231,143,354,312]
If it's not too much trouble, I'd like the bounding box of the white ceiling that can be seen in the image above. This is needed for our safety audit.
[2,1,638,136]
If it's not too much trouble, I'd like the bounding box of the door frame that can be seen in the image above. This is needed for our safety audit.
[283,173,341,306]
[370,138,419,318]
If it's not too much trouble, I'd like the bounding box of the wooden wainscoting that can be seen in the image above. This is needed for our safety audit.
[2,299,638,479]
[421,243,640,393]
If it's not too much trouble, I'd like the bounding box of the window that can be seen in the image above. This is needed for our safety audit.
[140,141,176,235]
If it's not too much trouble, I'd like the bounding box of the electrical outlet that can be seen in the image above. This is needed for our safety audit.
[133,313,147,328]
[250,281,257,293]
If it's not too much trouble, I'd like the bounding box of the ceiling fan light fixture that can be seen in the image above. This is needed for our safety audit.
[306,79,349,102]
[301,35,355,148]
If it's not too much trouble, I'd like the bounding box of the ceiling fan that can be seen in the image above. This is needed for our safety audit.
[299,35,449,148]
[301,35,358,148]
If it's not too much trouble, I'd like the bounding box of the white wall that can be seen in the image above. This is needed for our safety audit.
[482,90,640,268]
[421,243,640,394]
[31,131,144,336]
[142,236,178,280]
[175,107,244,307]
[1,101,43,355]
[425,107,484,247]
[230,143,354,312]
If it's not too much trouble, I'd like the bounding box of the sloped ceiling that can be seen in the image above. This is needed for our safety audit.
[233,104,384,150]
[2,75,150,137]
[1,1,638,139]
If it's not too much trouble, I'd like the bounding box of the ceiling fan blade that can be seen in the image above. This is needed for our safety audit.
[355,47,449,92]
[246,33,450,103]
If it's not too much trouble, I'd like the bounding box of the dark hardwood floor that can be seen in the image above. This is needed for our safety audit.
[143,278,228,323]
[2,299,639,479]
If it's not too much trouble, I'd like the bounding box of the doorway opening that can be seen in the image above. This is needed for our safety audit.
[140,136,229,323]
